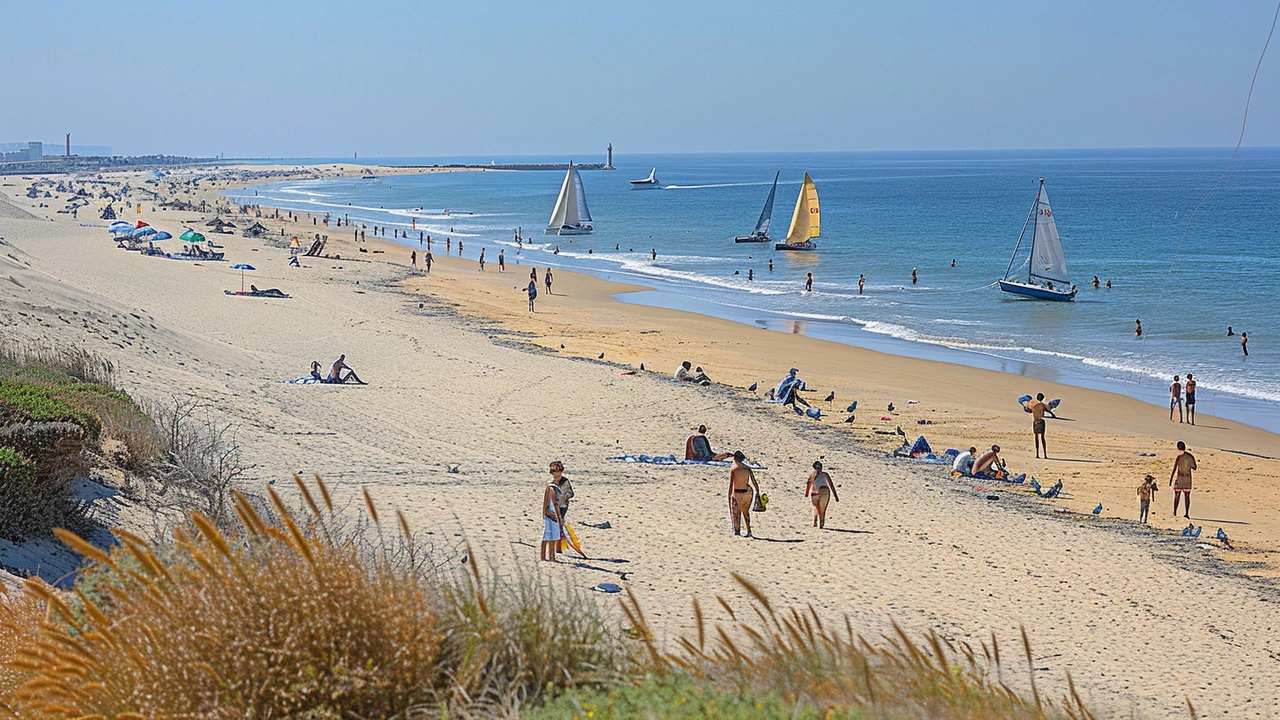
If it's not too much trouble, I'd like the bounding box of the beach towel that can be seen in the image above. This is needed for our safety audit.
[225,289,291,298]
[283,376,323,384]
[1181,524,1203,538]
[610,454,765,470]
[592,583,623,593]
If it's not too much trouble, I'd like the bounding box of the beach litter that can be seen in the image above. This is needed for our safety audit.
[1181,524,1203,538]
[592,583,623,594]
[581,521,612,530]
[1216,528,1234,548]
[1030,478,1062,497]
[610,454,766,469]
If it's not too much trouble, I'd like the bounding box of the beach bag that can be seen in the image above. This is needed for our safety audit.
[753,492,768,513]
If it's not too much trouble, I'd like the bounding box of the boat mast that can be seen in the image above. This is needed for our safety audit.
[1003,179,1040,281]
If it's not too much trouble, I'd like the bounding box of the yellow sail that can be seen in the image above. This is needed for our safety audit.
[784,172,820,245]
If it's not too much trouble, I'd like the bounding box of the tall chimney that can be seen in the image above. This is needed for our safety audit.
[65,133,70,157]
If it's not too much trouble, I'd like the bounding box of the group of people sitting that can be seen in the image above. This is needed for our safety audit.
[674,361,712,385]
[309,354,366,384]
[951,445,1008,480]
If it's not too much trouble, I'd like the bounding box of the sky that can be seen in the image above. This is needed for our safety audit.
[2,0,1279,158]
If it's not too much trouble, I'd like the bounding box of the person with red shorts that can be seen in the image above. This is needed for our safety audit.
[1169,441,1197,518]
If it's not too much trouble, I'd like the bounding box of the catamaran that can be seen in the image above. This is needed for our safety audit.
[629,168,660,187]
[545,162,594,235]
[735,171,779,243]
[775,172,819,251]
[998,178,1077,301]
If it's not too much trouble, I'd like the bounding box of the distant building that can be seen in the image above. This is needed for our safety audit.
[604,143,614,170]
[0,142,43,163]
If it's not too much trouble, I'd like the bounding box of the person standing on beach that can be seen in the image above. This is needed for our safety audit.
[1185,373,1197,425]
[540,473,563,562]
[1169,441,1197,518]
[1241,331,1249,356]
[1023,393,1050,458]
[550,460,573,522]
[652,248,657,260]
[728,451,760,538]
[446,237,451,254]
[478,248,486,270]
[805,273,813,292]
[858,274,866,295]
[1169,375,1183,423]
[458,240,464,256]
[544,268,554,295]
[748,268,753,282]
[498,249,505,272]
[424,251,432,273]
[527,279,538,312]
[805,461,839,529]
[1137,474,1157,524]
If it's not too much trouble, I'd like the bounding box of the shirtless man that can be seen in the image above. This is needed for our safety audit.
[1169,441,1197,518]
[1023,392,1050,458]
[1169,375,1183,423]
[1185,373,1197,426]
[326,354,365,384]
[728,451,760,538]
[972,445,1006,480]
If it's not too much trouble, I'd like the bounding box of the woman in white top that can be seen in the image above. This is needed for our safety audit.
[805,461,840,529]
[540,466,564,562]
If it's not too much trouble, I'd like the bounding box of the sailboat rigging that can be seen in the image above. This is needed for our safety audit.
[545,162,594,235]
[775,172,819,251]
[997,178,1076,301]
[735,171,779,243]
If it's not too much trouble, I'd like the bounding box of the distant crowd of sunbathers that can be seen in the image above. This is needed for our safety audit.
[309,354,366,384]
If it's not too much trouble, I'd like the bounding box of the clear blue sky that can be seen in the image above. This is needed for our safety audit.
[2,1,1278,157]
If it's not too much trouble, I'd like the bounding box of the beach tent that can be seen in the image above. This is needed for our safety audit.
[242,221,270,238]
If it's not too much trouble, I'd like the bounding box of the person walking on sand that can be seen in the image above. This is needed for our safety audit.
[728,451,760,538]
[410,250,416,267]
[527,279,538,312]
[446,237,451,254]
[540,472,564,562]
[1023,393,1050,458]
[1185,373,1197,425]
[1170,441,1197,518]
[805,273,813,292]
[544,268,554,295]
[805,461,839,529]
[498,249,505,272]
[458,240,464,256]
[858,274,865,295]
[424,251,432,273]
[1241,331,1249,356]
[1169,375,1183,423]
[478,248,485,270]
[1138,474,1158,524]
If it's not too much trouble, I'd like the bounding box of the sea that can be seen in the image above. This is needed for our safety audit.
[224,149,1280,433]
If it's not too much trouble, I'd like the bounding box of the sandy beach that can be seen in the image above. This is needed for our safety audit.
[2,167,1279,717]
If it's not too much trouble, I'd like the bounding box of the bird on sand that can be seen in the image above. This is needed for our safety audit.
[560,344,565,349]
[824,391,835,404]
[844,414,856,423]
[748,382,758,392]
[639,363,645,371]
[846,401,858,412]
[598,353,605,359]
[895,426,905,437]
[1092,503,1103,515]
[887,402,895,412]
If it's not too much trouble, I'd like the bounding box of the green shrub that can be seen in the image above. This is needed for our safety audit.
[0,446,88,542]
[528,675,845,720]
[0,379,104,440]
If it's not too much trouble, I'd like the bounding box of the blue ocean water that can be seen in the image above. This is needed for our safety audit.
[226,150,1280,431]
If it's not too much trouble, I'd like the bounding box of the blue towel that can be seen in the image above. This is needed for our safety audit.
[283,376,322,384]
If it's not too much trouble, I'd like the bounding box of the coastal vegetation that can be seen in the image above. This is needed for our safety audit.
[0,472,1096,719]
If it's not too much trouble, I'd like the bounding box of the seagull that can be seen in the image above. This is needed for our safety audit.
[824,391,835,403]
[894,425,905,437]
[846,401,858,412]
[1092,503,1103,515]
[560,343,565,349]
[639,363,645,371]
[844,414,856,423]
[598,353,605,359]
[887,402,895,412]
[748,382,758,392]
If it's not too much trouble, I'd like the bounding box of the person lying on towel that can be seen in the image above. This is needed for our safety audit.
[971,445,1007,480]
[325,354,366,384]
[686,425,731,461]
[249,285,289,298]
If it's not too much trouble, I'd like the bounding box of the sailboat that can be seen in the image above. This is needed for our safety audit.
[774,172,819,251]
[545,162,594,235]
[998,178,1077,301]
[629,168,660,187]
[735,171,779,243]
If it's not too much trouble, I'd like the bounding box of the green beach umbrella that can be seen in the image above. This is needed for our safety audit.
[179,229,206,243]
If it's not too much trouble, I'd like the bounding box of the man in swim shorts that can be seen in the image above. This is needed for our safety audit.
[326,355,365,384]
[1169,441,1197,518]
[972,445,1006,480]
[1169,375,1183,423]
[728,451,760,538]
[1184,373,1196,426]
[1023,393,1050,459]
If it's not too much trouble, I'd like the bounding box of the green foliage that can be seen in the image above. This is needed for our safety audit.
[528,675,851,720]
[0,379,105,440]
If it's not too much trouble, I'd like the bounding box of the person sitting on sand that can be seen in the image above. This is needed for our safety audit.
[728,451,761,538]
[309,360,323,382]
[805,460,839,529]
[686,425,731,461]
[972,445,1007,480]
[952,446,977,477]
[675,361,711,385]
[326,354,366,384]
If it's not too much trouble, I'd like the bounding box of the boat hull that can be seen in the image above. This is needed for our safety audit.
[997,279,1076,301]
[545,225,593,236]
[775,242,816,251]
[629,181,660,188]
[734,235,771,243]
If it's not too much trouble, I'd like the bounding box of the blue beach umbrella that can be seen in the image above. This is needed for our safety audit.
[108,220,130,230]
[229,263,255,292]
[135,226,157,237]
[153,231,172,241]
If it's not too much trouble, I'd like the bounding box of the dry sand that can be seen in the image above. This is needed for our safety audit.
[1,168,1278,718]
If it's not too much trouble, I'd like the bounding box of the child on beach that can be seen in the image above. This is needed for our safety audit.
[1137,474,1157,524]
[527,280,537,312]
[540,473,563,562]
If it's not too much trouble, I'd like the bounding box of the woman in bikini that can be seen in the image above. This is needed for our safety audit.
[805,461,840,529]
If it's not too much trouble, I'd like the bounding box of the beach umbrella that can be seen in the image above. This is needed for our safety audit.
[109,225,133,235]
[108,220,130,230]
[135,226,157,237]
[134,220,150,228]
[229,263,255,292]
[153,231,172,241]
[179,229,206,243]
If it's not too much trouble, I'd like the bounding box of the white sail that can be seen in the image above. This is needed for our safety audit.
[547,163,580,230]
[754,171,779,236]
[1029,182,1069,285]
[571,165,592,222]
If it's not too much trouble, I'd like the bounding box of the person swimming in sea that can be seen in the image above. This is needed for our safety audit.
[1092,275,1100,288]
[1135,319,1143,337]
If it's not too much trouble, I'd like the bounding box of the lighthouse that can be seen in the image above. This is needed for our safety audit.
[604,143,614,170]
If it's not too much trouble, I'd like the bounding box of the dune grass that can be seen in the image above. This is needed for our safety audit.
[0,476,1101,719]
